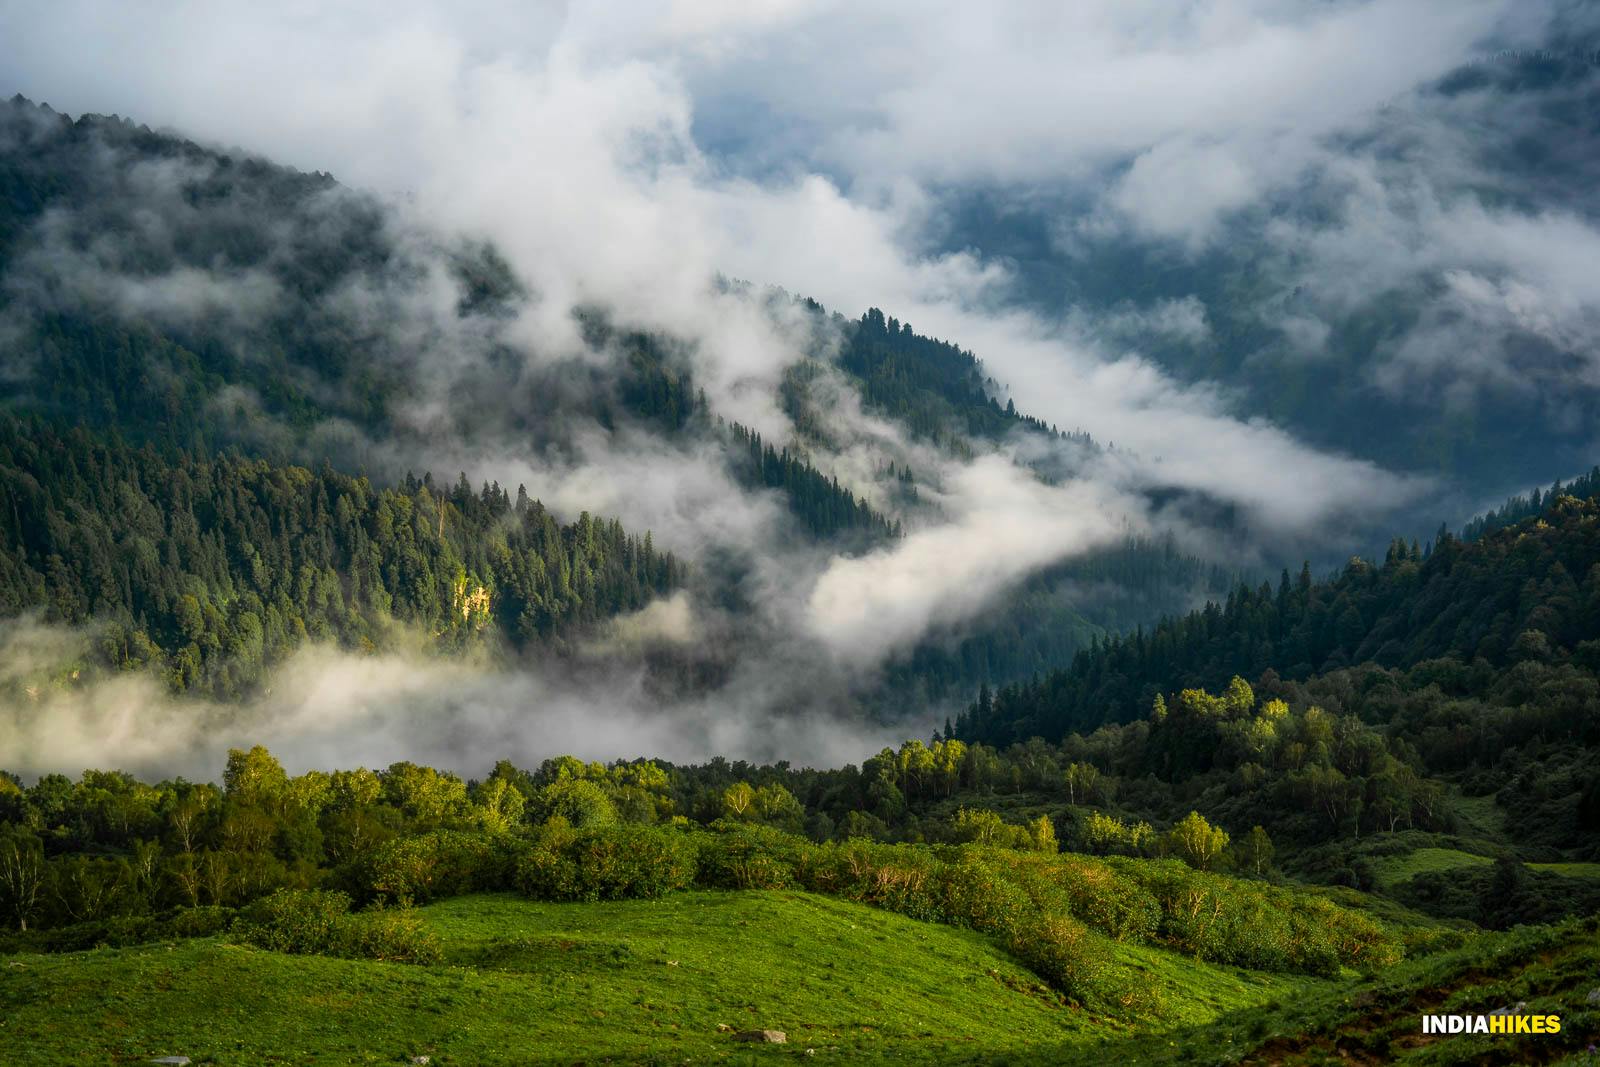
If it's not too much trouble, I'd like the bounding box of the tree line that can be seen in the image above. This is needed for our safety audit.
[1458,467,1600,542]
[0,742,1400,1018]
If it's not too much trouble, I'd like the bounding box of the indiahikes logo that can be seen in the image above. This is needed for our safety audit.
[1422,1012,1561,1035]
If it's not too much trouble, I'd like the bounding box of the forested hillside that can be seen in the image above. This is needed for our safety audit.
[0,418,680,696]
[8,7,1600,1065]
[0,94,1236,708]
[0,98,896,548]
[588,316,901,543]
[959,492,1600,742]
[837,307,1091,452]
[1459,466,1600,541]
[878,536,1236,704]
[0,96,403,447]
[848,491,1600,928]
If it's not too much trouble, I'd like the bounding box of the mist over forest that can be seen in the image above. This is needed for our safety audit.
[2,1,1594,781]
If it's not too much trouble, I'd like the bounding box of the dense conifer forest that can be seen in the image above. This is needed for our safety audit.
[0,417,681,695]
[840,307,1091,450]
[958,492,1600,742]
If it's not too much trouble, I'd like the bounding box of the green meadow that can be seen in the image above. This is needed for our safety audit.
[3,890,1319,1065]
[6,893,1597,1066]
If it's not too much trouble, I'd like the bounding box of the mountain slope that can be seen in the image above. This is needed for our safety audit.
[0,96,895,548]
[931,32,1600,506]
[0,94,1237,709]
[0,417,681,696]
[958,492,1600,743]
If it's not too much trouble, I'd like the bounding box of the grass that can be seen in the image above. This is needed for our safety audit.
[1369,848,1492,890]
[1448,793,1507,839]
[1153,915,1599,1065]
[1368,845,1600,893]
[1103,940,1318,1028]
[1527,862,1600,881]
[987,916,1600,1066]
[0,890,1324,1066]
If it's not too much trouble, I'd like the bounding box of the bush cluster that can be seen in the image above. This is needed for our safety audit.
[235,889,441,964]
[15,812,1400,1009]
[513,820,697,901]
[361,829,510,904]
[787,837,1116,1005]
[482,824,1398,1000]
[1108,858,1397,975]
[0,907,235,954]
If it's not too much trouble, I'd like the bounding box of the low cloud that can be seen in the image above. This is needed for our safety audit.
[808,455,1133,665]
[588,590,702,653]
[1071,296,1213,348]
[0,616,903,782]
[1265,158,1600,405]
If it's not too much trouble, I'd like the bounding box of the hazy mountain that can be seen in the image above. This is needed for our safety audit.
[0,96,1240,773]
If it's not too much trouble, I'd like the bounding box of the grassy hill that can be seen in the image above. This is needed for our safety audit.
[1,890,1328,1066]
[8,892,1594,1065]
[1070,915,1600,1066]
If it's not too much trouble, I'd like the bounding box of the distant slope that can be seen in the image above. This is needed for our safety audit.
[879,536,1235,707]
[780,302,1237,697]
[932,36,1600,499]
[0,96,896,549]
[837,306,1092,453]
[959,491,1600,742]
[1459,466,1600,542]
[0,95,403,447]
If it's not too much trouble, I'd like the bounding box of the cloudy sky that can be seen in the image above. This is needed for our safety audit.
[2,0,1594,773]
[3,0,1530,510]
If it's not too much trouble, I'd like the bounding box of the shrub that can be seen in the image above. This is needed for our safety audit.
[165,905,236,939]
[0,906,237,953]
[1046,855,1160,943]
[235,888,440,964]
[342,903,443,964]
[513,817,581,899]
[795,838,940,920]
[237,889,353,955]
[572,825,697,899]
[1006,911,1115,1006]
[930,855,1033,934]
[365,829,503,903]
[1106,858,1401,975]
[695,823,808,891]
[516,823,697,901]
[796,841,1116,1007]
